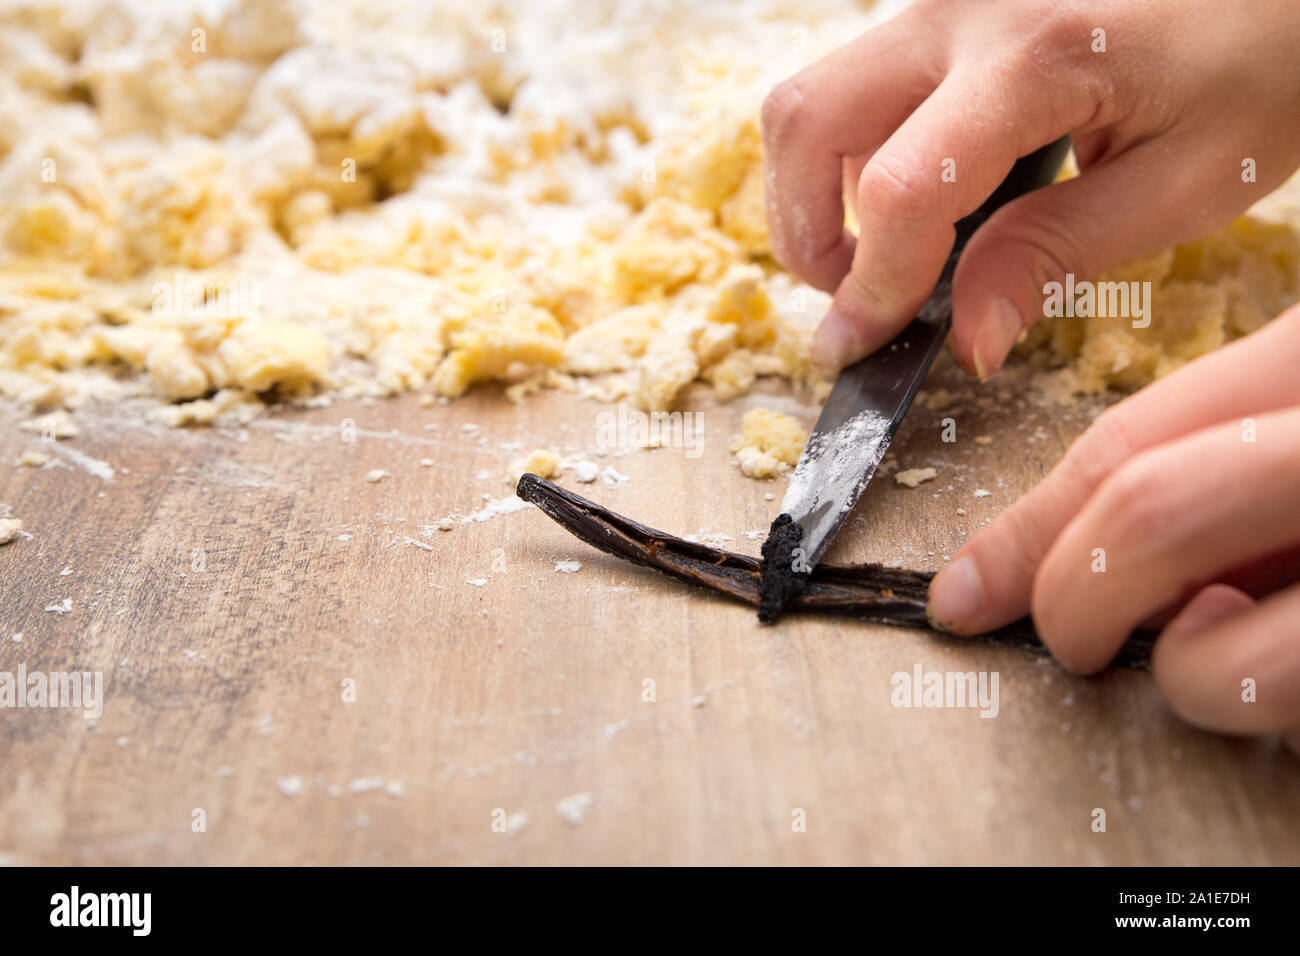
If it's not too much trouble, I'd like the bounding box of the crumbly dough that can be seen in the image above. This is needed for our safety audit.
[0,0,1295,429]
[0,516,22,544]
[894,467,938,488]
[0,0,859,419]
[730,408,808,478]
[507,448,560,484]
[1023,200,1300,394]
[16,450,51,467]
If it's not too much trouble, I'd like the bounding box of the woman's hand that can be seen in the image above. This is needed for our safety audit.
[761,0,1300,376]
[926,304,1300,752]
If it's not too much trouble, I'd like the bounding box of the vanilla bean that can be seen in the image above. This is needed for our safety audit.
[516,474,1154,670]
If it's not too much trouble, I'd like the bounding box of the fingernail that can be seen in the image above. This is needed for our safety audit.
[811,308,862,371]
[1162,584,1254,637]
[972,298,1022,382]
[926,556,983,632]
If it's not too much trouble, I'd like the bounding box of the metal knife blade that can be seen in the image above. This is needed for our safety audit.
[758,137,1072,623]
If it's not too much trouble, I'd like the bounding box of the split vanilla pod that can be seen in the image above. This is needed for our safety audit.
[516,473,1155,670]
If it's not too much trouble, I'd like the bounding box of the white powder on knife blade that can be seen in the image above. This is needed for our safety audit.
[780,408,891,516]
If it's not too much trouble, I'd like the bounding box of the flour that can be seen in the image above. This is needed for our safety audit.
[49,445,116,481]
[555,791,594,826]
[779,407,890,519]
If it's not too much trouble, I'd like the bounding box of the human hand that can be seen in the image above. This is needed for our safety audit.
[926,304,1300,752]
[761,0,1300,376]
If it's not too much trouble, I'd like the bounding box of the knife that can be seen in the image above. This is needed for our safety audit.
[758,136,1072,623]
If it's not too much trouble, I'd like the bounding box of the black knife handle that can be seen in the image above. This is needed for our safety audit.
[955,135,1073,246]
[918,135,1072,328]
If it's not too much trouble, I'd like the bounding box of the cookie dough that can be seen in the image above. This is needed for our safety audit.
[0,0,1295,425]
[1023,200,1300,394]
[0,516,22,544]
[507,448,560,484]
[0,0,859,418]
[895,467,938,488]
[730,408,808,478]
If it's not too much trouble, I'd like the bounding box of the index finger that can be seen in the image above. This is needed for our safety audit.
[760,6,945,292]
[926,303,1300,636]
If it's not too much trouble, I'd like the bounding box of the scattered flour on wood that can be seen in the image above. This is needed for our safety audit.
[555,792,594,825]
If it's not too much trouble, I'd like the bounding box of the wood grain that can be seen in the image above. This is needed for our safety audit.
[2,355,1297,865]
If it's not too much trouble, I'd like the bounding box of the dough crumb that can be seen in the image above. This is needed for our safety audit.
[16,451,51,468]
[277,776,306,798]
[924,389,954,411]
[508,448,561,484]
[730,408,807,478]
[44,598,73,614]
[0,518,23,545]
[18,411,78,440]
[433,517,457,532]
[895,467,938,488]
[555,792,594,826]
[574,460,600,483]
[419,458,434,467]
[973,489,992,498]
[365,469,390,483]
[974,435,993,446]
[554,559,582,573]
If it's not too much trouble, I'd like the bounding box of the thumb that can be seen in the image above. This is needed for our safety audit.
[949,135,1254,380]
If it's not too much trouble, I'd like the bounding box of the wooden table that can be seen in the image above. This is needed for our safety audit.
[2,354,1297,865]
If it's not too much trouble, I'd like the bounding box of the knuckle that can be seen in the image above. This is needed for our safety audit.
[857,152,936,224]
[1091,450,1176,548]
[1062,405,1137,490]
[760,78,806,144]
[1009,1,1100,66]
[999,3,1121,124]
[1033,5,1095,54]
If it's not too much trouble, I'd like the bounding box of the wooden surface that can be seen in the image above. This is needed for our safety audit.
[2,355,1298,865]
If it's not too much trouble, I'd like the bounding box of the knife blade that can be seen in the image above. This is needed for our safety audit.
[758,137,1072,623]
